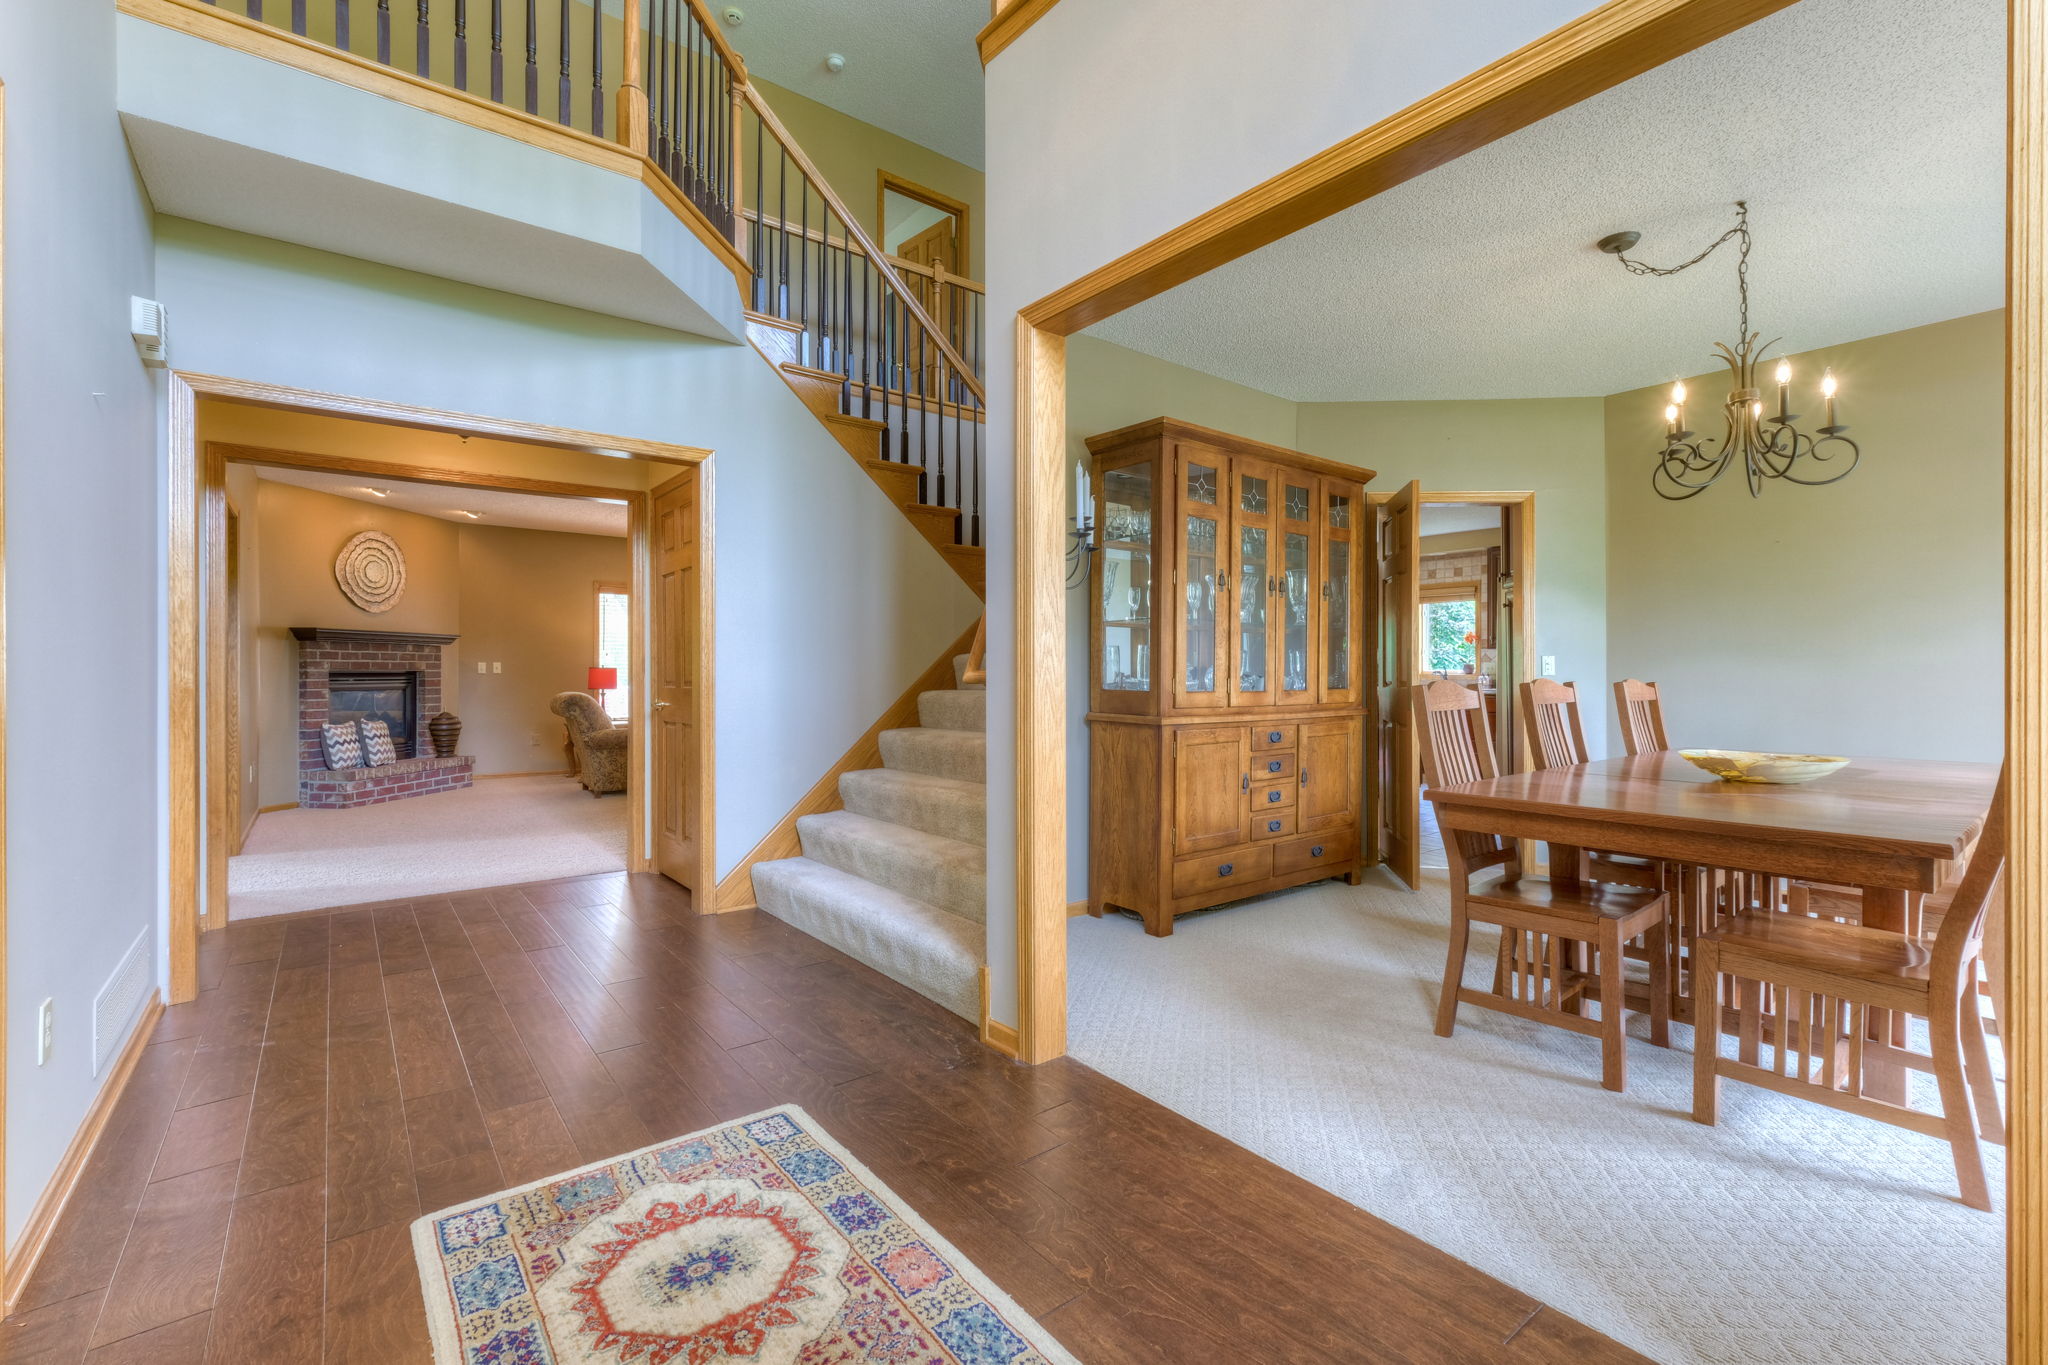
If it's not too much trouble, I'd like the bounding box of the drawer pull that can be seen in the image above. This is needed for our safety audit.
[1267,819,1283,832]
[1218,863,1235,877]
[1267,759,1282,773]
[1267,730,1282,743]
[1311,845,1325,857]
[1267,790,1282,803]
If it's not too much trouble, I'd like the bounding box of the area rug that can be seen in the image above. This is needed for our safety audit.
[412,1105,1080,1365]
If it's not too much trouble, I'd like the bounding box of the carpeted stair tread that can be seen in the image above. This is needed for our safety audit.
[795,810,985,923]
[916,689,985,732]
[752,857,982,1020]
[839,769,985,847]
[878,727,985,783]
[951,655,985,690]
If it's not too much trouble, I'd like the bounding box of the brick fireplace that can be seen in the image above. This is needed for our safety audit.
[291,626,474,808]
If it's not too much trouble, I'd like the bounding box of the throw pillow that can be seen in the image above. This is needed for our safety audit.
[322,720,363,770]
[359,718,397,767]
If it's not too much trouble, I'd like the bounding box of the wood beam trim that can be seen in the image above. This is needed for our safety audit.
[1018,0,1799,337]
[976,0,1065,65]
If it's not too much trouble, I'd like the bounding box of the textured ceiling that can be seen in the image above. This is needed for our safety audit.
[1082,0,2005,402]
[720,0,985,168]
[255,467,629,538]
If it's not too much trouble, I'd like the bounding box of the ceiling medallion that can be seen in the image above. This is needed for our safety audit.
[335,529,407,613]
[1599,201,1859,501]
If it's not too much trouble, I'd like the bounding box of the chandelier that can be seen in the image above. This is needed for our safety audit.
[1598,201,1859,501]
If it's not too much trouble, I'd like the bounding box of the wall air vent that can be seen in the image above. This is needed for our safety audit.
[93,929,152,1077]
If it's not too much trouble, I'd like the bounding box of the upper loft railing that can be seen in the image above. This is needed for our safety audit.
[185,0,986,546]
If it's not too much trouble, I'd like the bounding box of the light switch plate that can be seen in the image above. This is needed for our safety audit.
[1541,655,1557,677]
[476,661,486,673]
[493,662,503,674]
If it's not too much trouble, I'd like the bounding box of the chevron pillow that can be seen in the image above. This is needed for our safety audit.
[321,721,364,770]
[359,719,397,767]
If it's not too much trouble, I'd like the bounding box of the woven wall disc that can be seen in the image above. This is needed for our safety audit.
[335,530,407,614]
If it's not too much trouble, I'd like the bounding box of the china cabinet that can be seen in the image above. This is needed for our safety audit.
[1085,418,1376,935]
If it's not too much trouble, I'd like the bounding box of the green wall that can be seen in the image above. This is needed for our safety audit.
[1604,309,2004,762]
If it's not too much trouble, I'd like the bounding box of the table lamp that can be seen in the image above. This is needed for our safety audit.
[587,666,618,713]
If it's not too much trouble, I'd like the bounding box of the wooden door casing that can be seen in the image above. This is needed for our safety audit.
[653,471,699,889]
[1173,724,1249,854]
[1376,481,1421,889]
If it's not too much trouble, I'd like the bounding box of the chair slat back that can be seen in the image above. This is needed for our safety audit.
[1931,774,2008,985]
[1415,679,1496,787]
[1520,678,1588,770]
[1613,678,1670,756]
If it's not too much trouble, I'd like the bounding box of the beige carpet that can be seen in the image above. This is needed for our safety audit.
[230,775,628,918]
[1068,869,2004,1365]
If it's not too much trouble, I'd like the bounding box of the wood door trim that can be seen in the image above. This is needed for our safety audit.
[1006,4,1777,1067]
[976,0,1065,65]
[713,621,980,911]
[877,171,972,278]
[173,372,708,1009]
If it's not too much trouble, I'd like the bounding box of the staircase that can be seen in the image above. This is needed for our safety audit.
[753,654,986,1018]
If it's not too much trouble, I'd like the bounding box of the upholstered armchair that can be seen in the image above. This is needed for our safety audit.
[550,692,628,796]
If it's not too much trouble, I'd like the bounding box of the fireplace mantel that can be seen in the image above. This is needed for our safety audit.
[291,626,460,645]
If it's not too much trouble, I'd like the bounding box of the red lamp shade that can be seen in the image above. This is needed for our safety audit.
[587,667,618,692]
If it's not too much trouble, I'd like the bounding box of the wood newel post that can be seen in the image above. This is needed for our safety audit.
[616,0,648,154]
[730,78,747,251]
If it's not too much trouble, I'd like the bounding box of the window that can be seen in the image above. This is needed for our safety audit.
[1420,586,1479,675]
[595,584,630,721]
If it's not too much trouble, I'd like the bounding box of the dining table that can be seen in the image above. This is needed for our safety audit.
[1424,751,1999,1103]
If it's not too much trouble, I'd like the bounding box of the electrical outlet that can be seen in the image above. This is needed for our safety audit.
[476,661,486,674]
[493,662,503,674]
[1541,655,1557,677]
[38,998,54,1066]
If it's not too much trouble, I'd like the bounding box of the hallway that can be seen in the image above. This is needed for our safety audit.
[0,874,1636,1364]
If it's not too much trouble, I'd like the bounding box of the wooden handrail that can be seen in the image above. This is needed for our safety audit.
[738,209,987,294]
[676,0,749,83]
[742,84,987,406]
[963,615,987,686]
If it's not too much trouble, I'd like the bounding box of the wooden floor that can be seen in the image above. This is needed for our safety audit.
[0,872,1646,1364]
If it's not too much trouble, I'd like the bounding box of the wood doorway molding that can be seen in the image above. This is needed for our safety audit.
[877,171,972,277]
[1006,6,2048,1352]
[168,374,718,1010]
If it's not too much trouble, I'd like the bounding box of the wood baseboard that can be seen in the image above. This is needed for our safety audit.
[1066,899,1090,917]
[712,621,981,913]
[4,994,164,1313]
[978,967,1021,1059]
[255,802,297,815]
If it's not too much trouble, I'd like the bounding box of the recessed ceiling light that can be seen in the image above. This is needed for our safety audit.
[363,487,391,497]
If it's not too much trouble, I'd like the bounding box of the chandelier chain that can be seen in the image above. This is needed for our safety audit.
[1613,200,1752,337]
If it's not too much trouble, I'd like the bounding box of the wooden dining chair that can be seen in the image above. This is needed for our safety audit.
[1419,679,1671,1092]
[1613,678,1670,756]
[1692,777,2008,1210]
[1518,678,1663,886]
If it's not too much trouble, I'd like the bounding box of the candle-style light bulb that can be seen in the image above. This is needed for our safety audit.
[1672,380,1687,404]
[1775,359,1791,384]
[1664,403,1678,433]
[1774,357,1791,421]
[1821,367,1839,428]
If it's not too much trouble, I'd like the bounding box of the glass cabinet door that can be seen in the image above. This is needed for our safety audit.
[1175,451,1227,709]
[1229,460,1277,707]
[1321,481,1362,706]
[1096,460,1154,700]
[1276,476,1318,705]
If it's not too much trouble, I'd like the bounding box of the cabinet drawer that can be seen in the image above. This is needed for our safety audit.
[1172,845,1273,898]
[1251,781,1295,810]
[1253,751,1297,781]
[1274,831,1355,876]
[1252,808,1297,841]
[1250,724,1297,752]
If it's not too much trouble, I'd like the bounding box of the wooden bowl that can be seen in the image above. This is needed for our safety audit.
[1678,749,1850,785]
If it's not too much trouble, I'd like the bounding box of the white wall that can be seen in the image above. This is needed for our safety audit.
[0,3,164,1244]
[153,220,980,880]
[981,0,1610,1023]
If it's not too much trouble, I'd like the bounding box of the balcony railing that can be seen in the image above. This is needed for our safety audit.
[188,0,985,547]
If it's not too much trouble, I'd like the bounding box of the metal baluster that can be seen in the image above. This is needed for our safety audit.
[248,0,263,19]
[290,0,306,35]
[970,402,981,545]
[683,14,696,192]
[667,0,682,179]
[415,0,430,77]
[524,0,539,114]
[797,179,809,355]
[860,256,872,419]
[455,0,468,90]
[752,108,765,311]
[588,0,602,137]
[776,143,788,318]
[814,181,827,366]
[337,0,351,51]
[557,0,572,125]
[841,229,853,404]
[926,346,938,509]
[489,0,503,104]
[377,0,391,64]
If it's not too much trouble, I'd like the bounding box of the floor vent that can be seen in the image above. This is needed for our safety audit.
[93,930,151,1077]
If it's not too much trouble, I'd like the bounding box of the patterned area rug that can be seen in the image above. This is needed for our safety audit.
[412,1106,1080,1365]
